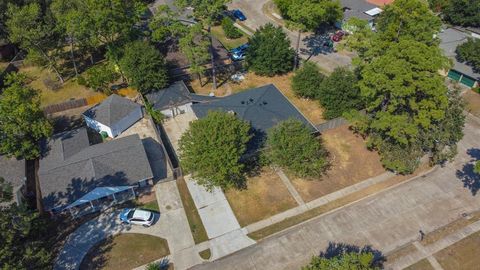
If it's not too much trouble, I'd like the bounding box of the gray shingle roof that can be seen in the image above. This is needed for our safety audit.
[439,28,480,80]
[39,128,153,210]
[0,155,26,190]
[146,81,218,111]
[83,94,142,127]
[341,0,377,21]
[191,84,317,145]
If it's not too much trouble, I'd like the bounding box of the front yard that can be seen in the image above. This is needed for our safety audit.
[290,125,385,202]
[211,25,249,50]
[225,167,298,227]
[80,233,170,270]
[434,231,480,269]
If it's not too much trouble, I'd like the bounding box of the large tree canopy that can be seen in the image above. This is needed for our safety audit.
[0,73,53,160]
[178,111,252,190]
[442,0,480,27]
[246,23,295,76]
[303,251,380,270]
[119,41,168,94]
[346,0,464,173]
[456,38,480,73]
[266,119,329,178]
[292,62,325,99]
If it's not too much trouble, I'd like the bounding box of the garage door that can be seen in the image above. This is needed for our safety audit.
[460,75,476,88]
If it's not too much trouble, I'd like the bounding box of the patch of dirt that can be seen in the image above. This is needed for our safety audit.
[225,167,298,227]
[434,231,480,270]
[464,89,480,118]
[290,125,385,202]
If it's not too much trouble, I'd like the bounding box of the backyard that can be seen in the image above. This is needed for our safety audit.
[290,125,386,202]
[80,233,170,270]
[225,167,298,227]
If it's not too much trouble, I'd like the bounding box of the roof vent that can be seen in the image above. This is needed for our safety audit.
[262,101,267,105]
[241,101,245,104]
[249,98,254,103]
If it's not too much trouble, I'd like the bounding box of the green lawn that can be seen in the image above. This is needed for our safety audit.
[140,199,160,212]
[80,234,170,270]
[211,26,249,50]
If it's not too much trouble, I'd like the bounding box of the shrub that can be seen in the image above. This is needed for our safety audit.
[221,17,242,39]
[79,64,119,94]
[292,62,324,99]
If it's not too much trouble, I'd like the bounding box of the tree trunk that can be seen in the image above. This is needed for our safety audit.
[69,36,79,76]
[35,44,64,84]
[294,30,301,70]
[197,72,203,87]
[208,25,217,91]
[33,159,44,216]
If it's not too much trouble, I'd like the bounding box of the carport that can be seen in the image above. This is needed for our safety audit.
[64,186,136,218]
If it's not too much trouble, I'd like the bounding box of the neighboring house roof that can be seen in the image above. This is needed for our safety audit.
[146,81,218,111]
[341,0,378,21]
[191,84,317,146]
[149,0,195,25]
[83,94,142,127]
[439,28,480,81]
[39,128,153,210]
[366,0,394,6]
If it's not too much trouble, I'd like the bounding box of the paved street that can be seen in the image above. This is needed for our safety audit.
[192,115,480,270]
[228,0,353,73]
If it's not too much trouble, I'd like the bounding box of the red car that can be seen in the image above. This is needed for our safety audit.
[331,31,345,42]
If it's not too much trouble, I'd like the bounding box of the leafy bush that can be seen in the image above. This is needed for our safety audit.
[292,62,324,99]
[456,38,480,72]
[145,100,165,124]
[78,64,119,94]
[266,119,329,178]
[221,17,242,39]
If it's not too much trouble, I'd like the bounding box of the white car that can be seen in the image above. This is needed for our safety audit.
[119,208,155,227]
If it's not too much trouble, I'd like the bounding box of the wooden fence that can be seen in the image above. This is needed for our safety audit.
[43,98,88,115]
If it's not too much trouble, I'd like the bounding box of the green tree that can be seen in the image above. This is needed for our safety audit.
[0,73,53,160]
[266,119,328,178]
[443,0,480,27]
[178,24,210,85]
[0,177,13,203]
[119,41,168,94]
[176,0,230,90]
[318,68,361,119]
[276,0,342,69]
[6,2,64,83]
[291,61,325,99]
[149,5,188,43]
[246,23,295,76]
[178,111,252,190]
[474,161,480,175]
[456,38,480,72]
[0,204,51,269]
[221,17,242,39]
[303,251,380,270]
[78,63,119,93]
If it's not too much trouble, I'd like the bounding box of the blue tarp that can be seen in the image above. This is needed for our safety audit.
[65,186,133,209]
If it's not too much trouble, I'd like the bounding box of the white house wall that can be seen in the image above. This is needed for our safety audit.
[84,116,114,137]
[161,103,192,118]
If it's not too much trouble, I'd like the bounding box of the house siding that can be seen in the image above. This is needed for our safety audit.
[84,116,114,137]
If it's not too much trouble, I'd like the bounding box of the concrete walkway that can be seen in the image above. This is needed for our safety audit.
[185,175,256,260]
[275,167,305,206]
[245,171,394,233]
[389,219,480,270]
[54,181,202,270]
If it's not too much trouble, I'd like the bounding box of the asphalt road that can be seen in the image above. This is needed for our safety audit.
[192,115,480,270]
[227,0,353,73]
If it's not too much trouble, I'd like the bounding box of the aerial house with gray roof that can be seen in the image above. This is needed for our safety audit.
[39,128,154,217]
[83,94,143,138]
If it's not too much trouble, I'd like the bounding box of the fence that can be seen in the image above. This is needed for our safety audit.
[43,98,88,115]
[315,117,349,133]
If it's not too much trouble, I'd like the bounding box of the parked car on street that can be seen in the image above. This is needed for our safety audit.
[331,31,345,42]
[233,9,246,21]
[119,208,155,227]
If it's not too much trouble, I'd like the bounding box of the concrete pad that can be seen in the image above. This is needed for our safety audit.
[209,229,256,260]
[185,177,240,238]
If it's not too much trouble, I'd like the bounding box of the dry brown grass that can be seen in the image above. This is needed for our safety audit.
[290,125,385,202]
[386,243,419,266]
[421,210,480,245]
[225,167,298,227]
[188,72,326,124]
[434,231,480,270]
[464,89,480,118]
[19,65,98,106]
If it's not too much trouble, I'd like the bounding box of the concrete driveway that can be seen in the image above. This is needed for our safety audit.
[185,175,255,260]
[228,0,352,73]
[191,115,480,270]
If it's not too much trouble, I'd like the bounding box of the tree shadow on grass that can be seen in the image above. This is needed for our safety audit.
[79,236,115,270]
[319,242,385,268]
[456,148,480,196]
